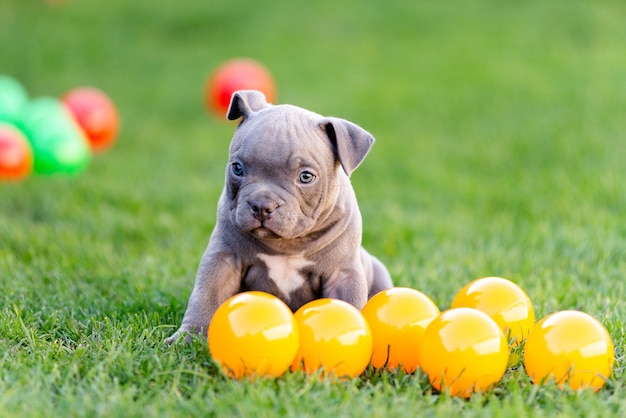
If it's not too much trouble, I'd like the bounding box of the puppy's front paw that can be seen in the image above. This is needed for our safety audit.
[165,331,192,345]
[164,325,207,345]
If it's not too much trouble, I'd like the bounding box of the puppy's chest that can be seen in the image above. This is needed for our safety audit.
[242,254,320,309]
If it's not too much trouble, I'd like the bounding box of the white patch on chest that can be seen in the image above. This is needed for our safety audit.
[257,254,313,299]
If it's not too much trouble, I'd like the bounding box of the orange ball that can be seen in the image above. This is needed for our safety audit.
[452,276,535,345]
[206,58,276,118]
[419,308,509,398]
[362,287,440,373]
[62,87,119,152]
[524,310,614,391]
[208,291,299,379]
[292,298,372,378]
[0,123,33,181]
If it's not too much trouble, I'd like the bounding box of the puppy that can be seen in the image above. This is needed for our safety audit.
[167,90,392,343]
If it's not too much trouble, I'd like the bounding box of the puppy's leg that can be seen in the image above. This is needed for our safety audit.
[361,247,393,299]
[166,246,241,344]
[323,261,370,309]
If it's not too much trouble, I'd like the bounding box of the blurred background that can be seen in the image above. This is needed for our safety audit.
[1,0,625,318]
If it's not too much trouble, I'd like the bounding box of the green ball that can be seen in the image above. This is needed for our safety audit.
[19,97,70,135]
[34,132,91,175]
[0,75,29,124]
[19,97,91,175]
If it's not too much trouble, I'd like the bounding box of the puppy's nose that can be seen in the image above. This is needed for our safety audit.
[249,198,278,221]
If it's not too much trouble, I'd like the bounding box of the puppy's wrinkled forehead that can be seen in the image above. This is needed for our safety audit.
[229,105,331,161]
[227,90,375,176]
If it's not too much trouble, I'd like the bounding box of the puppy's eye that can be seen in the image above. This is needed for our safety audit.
[298,171,316,184]
[231,162,244,176]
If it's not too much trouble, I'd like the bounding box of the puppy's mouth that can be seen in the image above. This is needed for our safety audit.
[250,225,281,240]
[232,211,284,239]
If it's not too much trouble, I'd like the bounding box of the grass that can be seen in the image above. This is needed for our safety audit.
[1,0,626,416]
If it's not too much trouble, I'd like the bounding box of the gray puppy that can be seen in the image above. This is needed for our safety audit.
[167,90,392,343]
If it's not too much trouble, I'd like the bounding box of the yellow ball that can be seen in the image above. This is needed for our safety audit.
[208,291,299,379]
[524,310,614,391]
[362,287,440,373]
[292,298,373,378]
[452,276,535,345]
[419,308,509,398]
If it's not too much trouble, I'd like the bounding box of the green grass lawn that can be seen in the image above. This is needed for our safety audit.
[2,0,626,416]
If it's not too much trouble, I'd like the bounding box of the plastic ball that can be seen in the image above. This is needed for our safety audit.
[419,308,509,398]
[523,310,614,391]
[62,87,119,152]
[206,58,276,118]
[208,291,299,379]
[19,97,91,175]
[362,287,440,373]
[0,75,29,124]
[0,123,33,181]
[452,276,535,345]
[292,298,373,378]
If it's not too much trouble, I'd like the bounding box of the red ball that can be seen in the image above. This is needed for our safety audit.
[62,87,119,152]
[206,58,276,118]
[0,123,33,181]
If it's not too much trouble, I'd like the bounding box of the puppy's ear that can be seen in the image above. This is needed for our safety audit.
[227,90,270,121]
[320,117,375,176]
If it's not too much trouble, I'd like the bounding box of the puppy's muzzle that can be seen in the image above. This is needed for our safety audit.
[248,197,279,222]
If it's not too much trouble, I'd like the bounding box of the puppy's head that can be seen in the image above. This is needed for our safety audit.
[224,90,374,242]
